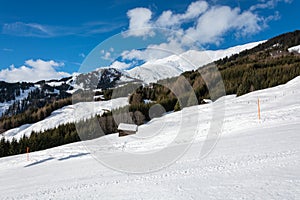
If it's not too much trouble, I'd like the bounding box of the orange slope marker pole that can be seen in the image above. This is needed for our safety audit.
[258,98,261,121]
[26,147,30,161]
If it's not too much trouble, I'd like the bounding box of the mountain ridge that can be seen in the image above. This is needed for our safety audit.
[126,41,264,83]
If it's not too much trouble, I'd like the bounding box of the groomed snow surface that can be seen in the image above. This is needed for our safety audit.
[1,76,300,199]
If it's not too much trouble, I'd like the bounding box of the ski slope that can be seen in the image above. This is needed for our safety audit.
[0,76,300,199]
[1,97,128,141]
[127,41,263,83]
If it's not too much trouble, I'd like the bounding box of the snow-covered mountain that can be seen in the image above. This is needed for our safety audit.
[43,67,141,94]
[66,68,141,93]
[0,68,139,118]
[127,41,263,83]
[0,35,296,137]
[0,75,299,199]
[0,41,262,118]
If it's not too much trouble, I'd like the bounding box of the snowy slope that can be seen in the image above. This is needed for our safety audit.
[288,45,300,53]
[1,97,128,141]
[45,80,66,87]
[0,76,299,199]
[127,41,264,83]
[0,86,36,116]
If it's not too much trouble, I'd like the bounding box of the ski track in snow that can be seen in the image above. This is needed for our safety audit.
[0,76,300,199]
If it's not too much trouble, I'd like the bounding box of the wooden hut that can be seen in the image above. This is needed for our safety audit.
[117,123,138,137]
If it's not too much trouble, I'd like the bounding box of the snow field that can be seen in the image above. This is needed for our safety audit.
[0,76,299,199]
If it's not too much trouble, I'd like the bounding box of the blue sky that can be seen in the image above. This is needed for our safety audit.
[0,0,299,82]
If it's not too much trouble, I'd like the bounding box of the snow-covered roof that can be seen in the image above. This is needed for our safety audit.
[117,123,138,132]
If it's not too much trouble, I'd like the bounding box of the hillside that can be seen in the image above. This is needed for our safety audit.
[2,97,129,142]
[129,30,300,109]
[1,0,300,199]
[0,68,139,134]
[0,68,138,116]
[0,74,299,199]
[1,30,300,158]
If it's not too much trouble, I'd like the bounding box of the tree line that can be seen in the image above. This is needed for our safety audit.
[0,98,72,134]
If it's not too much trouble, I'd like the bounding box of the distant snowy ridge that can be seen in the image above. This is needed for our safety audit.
[66,68,141,93]
[127,41,264,83]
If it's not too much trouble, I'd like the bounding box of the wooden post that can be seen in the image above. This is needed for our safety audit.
[258,98,261,121]
[26,147,30,161]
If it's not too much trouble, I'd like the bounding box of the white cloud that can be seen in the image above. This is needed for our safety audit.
[125,8,155,37]
[250,0,292,11]
[79,53,86,58]
[182,6,262,45]
[2,22,54,37]
[127,1,208,32]
[100,48,115,61]
[156,11,179,28]
[0,59,70,82]
[103,52,111,60]
[182,0,209,19]
[109,61,131,70]
[122,0,287,63]
[122,38,185,62]
[2,48,14,52]
[125,0,286,44]
[122,1,265,62]
[2,21,124,38]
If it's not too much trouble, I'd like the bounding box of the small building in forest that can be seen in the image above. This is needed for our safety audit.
[117,123,138,137]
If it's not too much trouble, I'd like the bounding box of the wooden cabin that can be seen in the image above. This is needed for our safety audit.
[117,123,138,137]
